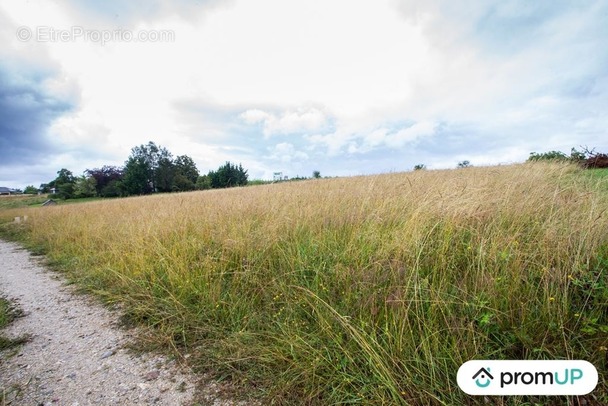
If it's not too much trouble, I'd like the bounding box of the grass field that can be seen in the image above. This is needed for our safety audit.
[0,194,103,210]
[0,194,49,210]
[1,162,607,405]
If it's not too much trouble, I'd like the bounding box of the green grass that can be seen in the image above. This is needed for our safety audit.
[0,195,105,211]
[0,296,26,404]
[0,297,14,329]
[0,195,49,210]
[246,179,274,186]
[579,167,608,181]
[57,196,106,205]
[1,163,607,405]
[0,297,27,352]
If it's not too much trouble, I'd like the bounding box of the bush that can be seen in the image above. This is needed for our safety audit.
[528,147,608,168]
[528,151,569,162]
[100,180,124,198]
[195,175,212,190]
[23,185,38,195]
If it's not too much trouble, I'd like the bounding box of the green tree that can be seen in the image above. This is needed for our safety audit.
[312,170,321,179]
[172,155,199,191]
[569,147,586,162]
[101,179,124,198]
[413,164,426,171]
[528,151,568,162]
[123,155,151,195]
[208,162,248,189]
[457,160,471,168]
[55,168,75,185]
[236,164,248,186]
[155,154,175,193]
[527,148,589,163]
[86,166,123,196]
[23,185,38,194]
[195,175,212,190]
[73,175,97,198]
[173,174,194,191]
[51,168,76,199]
[174,155,199,186]
[122,141,182,194]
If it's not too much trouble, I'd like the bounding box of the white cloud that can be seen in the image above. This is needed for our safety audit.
[268,142,309,163]
[240,109,270,125]
[192,0,430,118]
[374,121,437,149]
[306,121,437,156]
[305,131,357,157]
[240,107,328,137]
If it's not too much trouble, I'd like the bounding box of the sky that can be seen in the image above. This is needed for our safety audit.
[1,0,607,189]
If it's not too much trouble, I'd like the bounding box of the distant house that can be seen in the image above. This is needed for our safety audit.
[0,186,16,195]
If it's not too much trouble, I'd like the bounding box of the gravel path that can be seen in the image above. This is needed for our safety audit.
[0,240,200,405]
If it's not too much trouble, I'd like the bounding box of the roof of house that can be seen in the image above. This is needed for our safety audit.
[0,186,14,193]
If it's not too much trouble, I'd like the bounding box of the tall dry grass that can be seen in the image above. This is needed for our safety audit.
[2,162,607,404]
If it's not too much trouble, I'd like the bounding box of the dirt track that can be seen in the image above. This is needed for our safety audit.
[0,240,197,405]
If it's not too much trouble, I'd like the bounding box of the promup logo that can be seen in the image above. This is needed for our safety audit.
[472,367,494,388]
[457,360,598,396]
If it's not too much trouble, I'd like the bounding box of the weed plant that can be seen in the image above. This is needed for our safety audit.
[0,297,27,352]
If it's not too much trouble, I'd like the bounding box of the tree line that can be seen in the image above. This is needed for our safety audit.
[30,144,602,199]
[35,141,249,199]
[527,146,607,168]
[410,146,605,171]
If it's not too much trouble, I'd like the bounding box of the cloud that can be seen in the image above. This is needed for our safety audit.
[305,131,356,157]
[240,107,330,138]
[0,61,78,188]
[267,142,309,164]
[57,0,233,27]
[305,121,438,157]
[370,121,437,149]
[0,64,74,166]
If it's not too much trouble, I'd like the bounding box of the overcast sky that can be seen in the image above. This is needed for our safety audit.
[1,0,607,188]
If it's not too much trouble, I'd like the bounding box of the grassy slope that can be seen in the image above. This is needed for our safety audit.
[0,195,104,211]
[1,163,607,405]
[0,195,49,210]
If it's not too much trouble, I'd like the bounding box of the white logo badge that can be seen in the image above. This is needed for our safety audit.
[457,360,598,396]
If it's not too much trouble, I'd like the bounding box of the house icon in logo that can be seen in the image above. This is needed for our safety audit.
[472,367,494,388]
